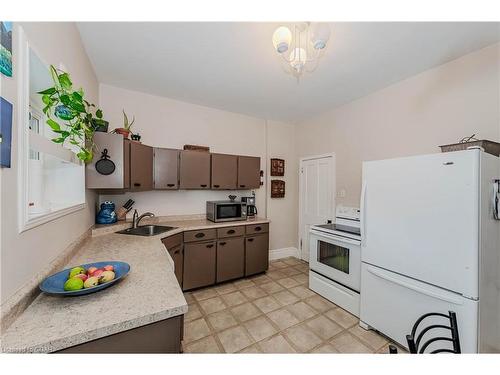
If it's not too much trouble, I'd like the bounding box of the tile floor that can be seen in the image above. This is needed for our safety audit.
[183,257,405,354]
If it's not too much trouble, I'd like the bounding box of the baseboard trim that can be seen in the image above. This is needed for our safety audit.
[269,247,300,260]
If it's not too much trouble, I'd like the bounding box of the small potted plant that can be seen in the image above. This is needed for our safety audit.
[113,110,135,138]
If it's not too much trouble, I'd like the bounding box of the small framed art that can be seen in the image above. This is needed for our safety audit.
[270,158,285,176]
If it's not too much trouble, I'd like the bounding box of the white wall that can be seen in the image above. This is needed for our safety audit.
[296,43,500,207]
[0,23,99,305]
[98,84,298,250]
[266,121,299,250]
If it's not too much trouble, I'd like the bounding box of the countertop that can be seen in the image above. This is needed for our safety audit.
[1,216,269,353]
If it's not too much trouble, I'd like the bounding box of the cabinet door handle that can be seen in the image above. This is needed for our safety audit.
[167,183,175,187]
[247,238,254,242]
[173,249,180,254]
[219,242,226,246]
[206,244,214,248]
[200,184,207,188]
[213,184,220,188]
[195,232,205,238]
[254,226,262,232]
[134,183,141,187]
[239,184,246,188]
[227,229,235,235]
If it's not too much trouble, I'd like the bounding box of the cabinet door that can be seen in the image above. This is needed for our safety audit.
[211,153,237,189]
[86,133,130,189]
[154,148,179,189]
[217,237,245,283]
[245,233,269,276]
[130,142,153,191]
[183,240,216,290]
[179,150,211,189]
[168,244,184,286]
[237,156,260,189]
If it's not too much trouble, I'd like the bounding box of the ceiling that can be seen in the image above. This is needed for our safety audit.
[77,22,500,123]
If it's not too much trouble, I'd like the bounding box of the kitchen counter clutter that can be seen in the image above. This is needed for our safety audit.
[1,216,270,353]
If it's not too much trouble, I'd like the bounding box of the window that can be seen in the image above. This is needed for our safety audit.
[17,28,85,232]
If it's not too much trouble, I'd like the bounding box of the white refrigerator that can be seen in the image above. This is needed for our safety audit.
[359,149,500,353]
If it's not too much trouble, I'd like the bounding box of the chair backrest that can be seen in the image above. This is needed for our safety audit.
[406,311,461,354]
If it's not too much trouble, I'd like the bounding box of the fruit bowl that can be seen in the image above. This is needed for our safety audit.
[39,261,130,296]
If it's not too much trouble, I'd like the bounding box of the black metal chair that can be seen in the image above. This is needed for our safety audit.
[389,311,461,354]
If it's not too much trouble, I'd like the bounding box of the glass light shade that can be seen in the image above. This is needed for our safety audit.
[310,23,331,50]
[272,26,292,53]
[289,48,307,72]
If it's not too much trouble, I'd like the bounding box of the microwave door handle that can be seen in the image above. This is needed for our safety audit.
[360,182,367,247]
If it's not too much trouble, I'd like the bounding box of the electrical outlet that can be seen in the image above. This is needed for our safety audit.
[337,189,346,198]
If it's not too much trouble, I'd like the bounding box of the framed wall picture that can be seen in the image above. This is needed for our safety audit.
[0,96,13,168]
[271,180,285,198]
[0,22,13,77]
[270,158,285,176]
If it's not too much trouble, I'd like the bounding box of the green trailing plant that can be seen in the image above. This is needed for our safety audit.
[37,65,106,163]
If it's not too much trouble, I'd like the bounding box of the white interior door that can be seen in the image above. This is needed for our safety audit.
[299,155,335,261]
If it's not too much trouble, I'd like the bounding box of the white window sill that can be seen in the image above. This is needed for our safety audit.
[19,202,86,233]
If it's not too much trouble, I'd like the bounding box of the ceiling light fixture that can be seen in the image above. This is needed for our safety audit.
[272,22,331,80]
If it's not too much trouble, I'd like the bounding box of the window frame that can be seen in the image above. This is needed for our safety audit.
[17,26,85,233]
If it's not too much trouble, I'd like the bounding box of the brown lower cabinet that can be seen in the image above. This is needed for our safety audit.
[163,224,269,292]
[57,315,183,353]
[183,240,217,290]
[245,233,269,276]
[168,244,183,285]
[216,237,245,283]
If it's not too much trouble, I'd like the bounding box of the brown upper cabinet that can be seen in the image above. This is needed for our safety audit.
[237,156,260,189]
[130,142,153,191]
[87,135,261,192]
[211,153,238,190]
[179,150,211,189]
[154,148,179,190]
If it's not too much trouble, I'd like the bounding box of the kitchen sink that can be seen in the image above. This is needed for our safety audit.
[116,225,177,237]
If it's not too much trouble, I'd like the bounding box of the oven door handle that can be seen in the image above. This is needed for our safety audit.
[310,230,361,246]
[360,181,367,248]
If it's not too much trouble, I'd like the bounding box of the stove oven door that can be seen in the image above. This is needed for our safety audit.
[309,230,361,291]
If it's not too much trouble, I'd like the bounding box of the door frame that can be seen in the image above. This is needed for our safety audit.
[298,153,336,261]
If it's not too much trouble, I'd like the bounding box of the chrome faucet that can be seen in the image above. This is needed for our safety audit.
[132,209,155,228]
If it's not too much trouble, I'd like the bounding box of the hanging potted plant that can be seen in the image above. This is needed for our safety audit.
[37,65,107,163]
[113,110,135,138]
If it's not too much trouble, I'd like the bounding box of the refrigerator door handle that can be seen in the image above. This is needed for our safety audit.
[493,179,500,220]
[366,266,464,305]
[360,182,367,247]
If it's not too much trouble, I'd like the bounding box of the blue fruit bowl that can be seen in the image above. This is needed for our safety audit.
[40,261,130,296]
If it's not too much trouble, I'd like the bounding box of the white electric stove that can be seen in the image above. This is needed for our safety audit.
[309,206,362,316]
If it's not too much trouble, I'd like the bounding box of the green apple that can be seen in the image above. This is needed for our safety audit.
[68,266,86,279]
[64,277,84,291]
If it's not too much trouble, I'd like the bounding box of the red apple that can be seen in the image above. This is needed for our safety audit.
[73,273,88,282]
[87,266,98,275]
[103,265,114,272]
[92,269,104,278]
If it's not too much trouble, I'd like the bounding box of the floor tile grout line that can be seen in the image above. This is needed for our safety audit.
[183,258,389,354]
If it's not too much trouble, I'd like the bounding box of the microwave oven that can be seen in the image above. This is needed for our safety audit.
[206,200,247,222]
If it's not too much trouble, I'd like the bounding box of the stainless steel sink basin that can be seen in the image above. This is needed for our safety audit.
[116,225,177,236]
